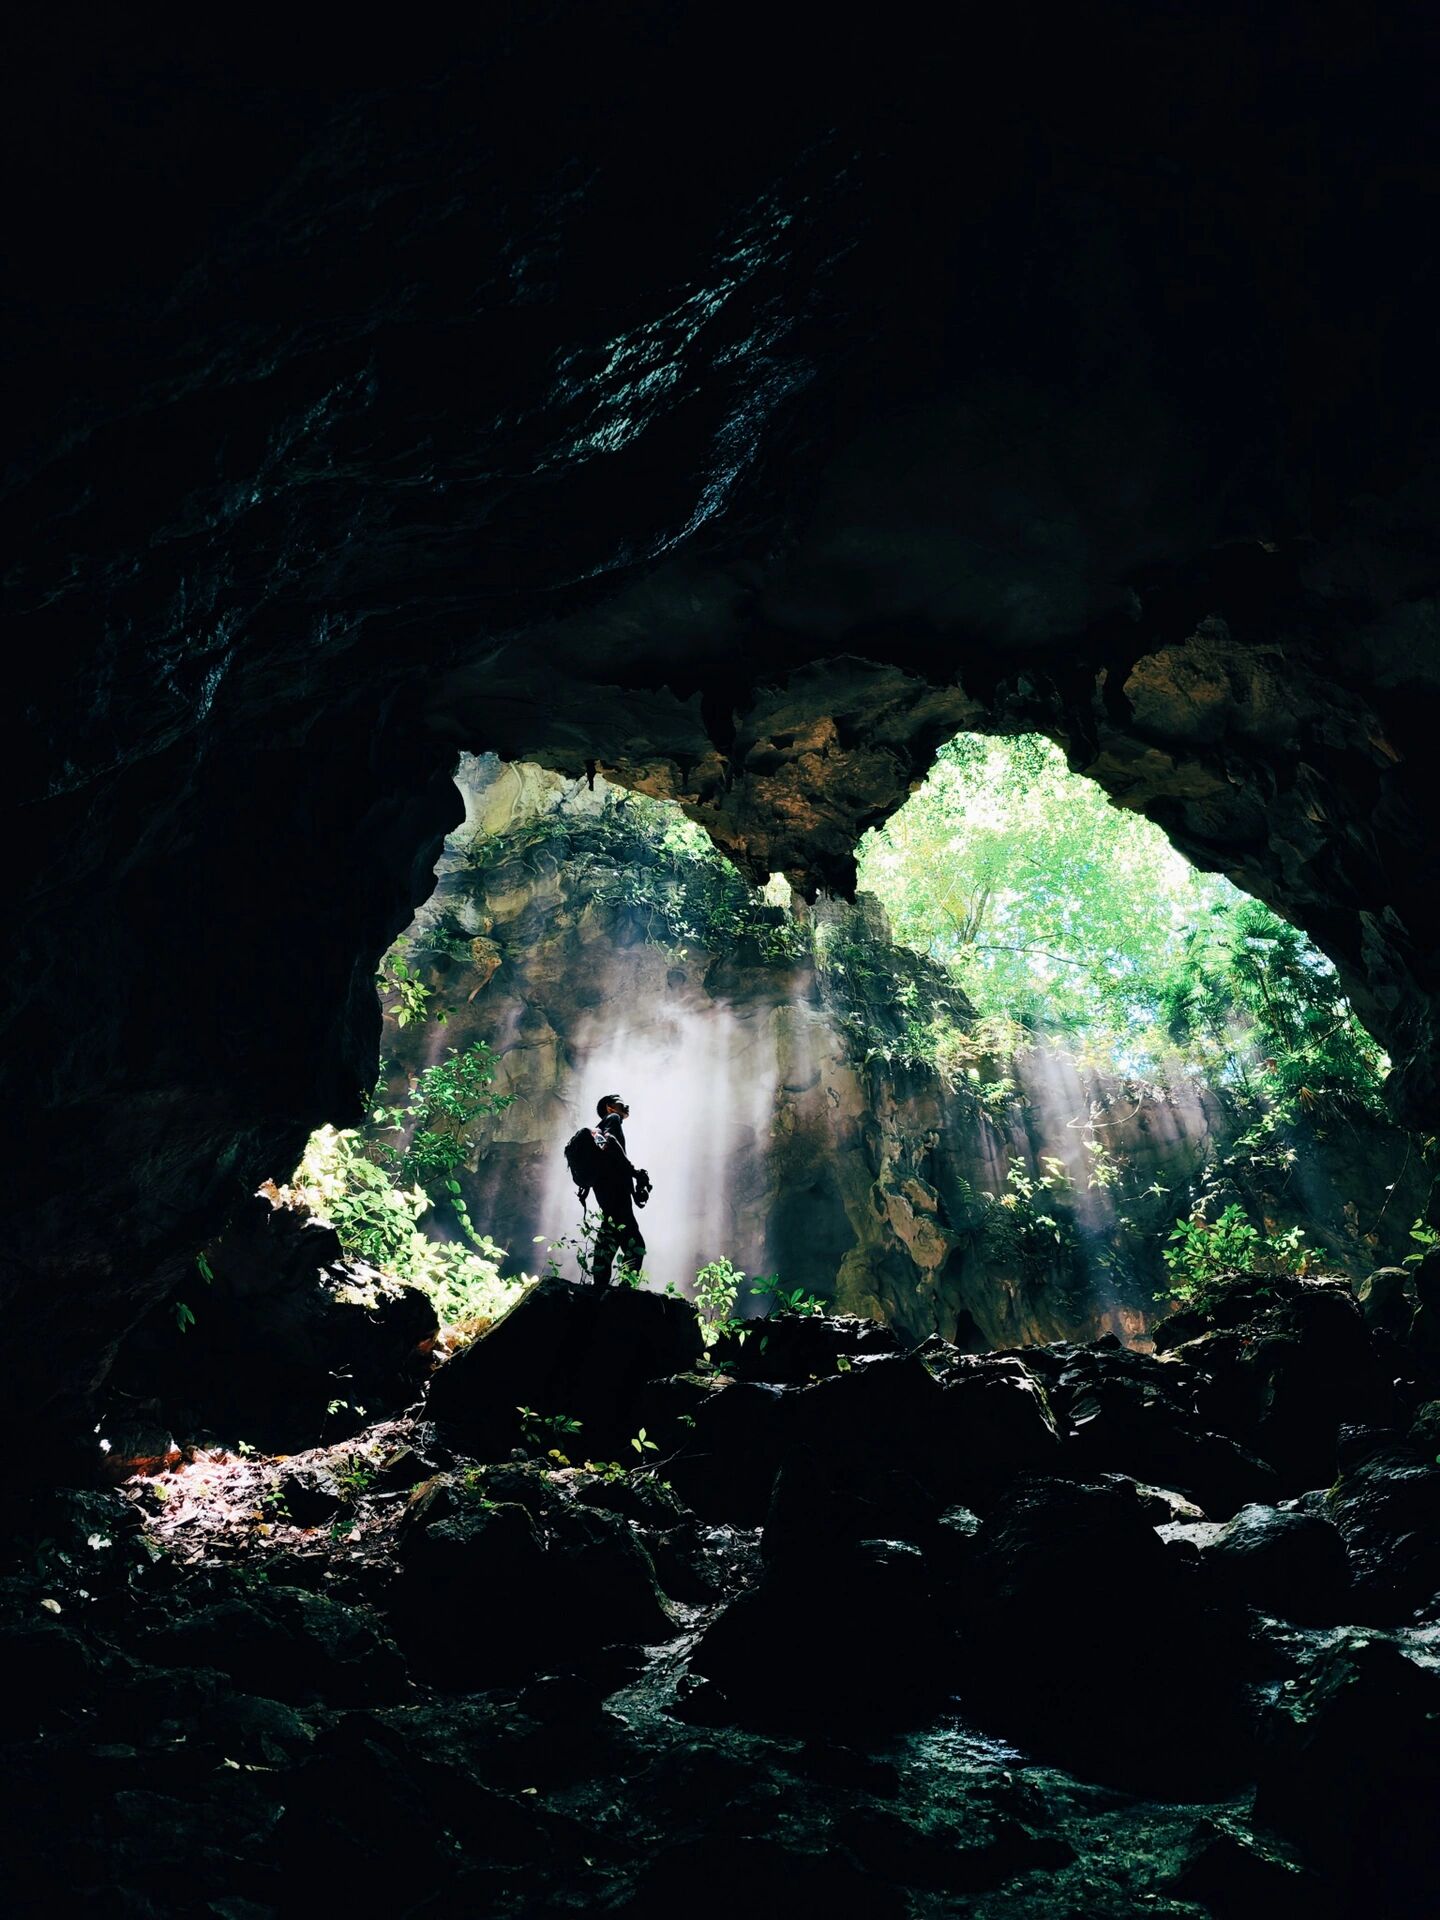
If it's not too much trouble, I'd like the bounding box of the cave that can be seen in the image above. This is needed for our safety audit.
[6,13,1440,1916]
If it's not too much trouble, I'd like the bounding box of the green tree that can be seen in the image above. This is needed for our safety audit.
[858,733,1387,1112]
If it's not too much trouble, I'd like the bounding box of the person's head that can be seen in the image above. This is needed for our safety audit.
[598,1094,630,1120]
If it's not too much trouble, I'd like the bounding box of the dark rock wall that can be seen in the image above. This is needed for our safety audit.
[6,13,1438,1433]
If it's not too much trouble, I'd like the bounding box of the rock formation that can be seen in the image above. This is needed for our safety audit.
[6,10,1440,1436]
[6,1270,1440,1915]
[368,756,1426,1352]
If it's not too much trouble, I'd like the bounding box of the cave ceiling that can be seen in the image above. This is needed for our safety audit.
[4,9,1439,1430]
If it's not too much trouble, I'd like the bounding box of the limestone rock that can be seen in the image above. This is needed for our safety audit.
[425,1274,702,1460]
[1325,1428,1440,1617]
[1255,1630,1440,1909]
[1161,1502,1351,1623]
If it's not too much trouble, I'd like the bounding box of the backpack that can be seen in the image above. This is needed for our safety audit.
[564,1125,609,1200]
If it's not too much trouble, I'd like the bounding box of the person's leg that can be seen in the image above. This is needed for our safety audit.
[592,1210,619,1288]
[616,1208,646,1283]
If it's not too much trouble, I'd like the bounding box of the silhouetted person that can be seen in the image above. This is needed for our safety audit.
[589,1094,650,1287]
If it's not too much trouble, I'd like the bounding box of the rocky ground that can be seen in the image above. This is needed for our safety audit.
[4,1267,1440,1917]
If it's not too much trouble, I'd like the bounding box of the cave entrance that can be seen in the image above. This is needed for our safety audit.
[272,735,1419,1368]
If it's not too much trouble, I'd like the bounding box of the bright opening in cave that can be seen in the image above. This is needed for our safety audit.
[277,737,1411,1361]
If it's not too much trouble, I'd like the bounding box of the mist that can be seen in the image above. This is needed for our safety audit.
[535,994,781,1296]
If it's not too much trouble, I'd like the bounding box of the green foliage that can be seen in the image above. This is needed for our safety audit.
[371,1041,514,1205]
[518,1407,583,1453]
[1404,1218,1440,1268]
[630,1428,658,1457]
[975,1159,1073,1275]
[377,942,438,1028]
[858,734,1389,1118]
[173,1300,196,1334]
[694,1256,745,1330]
[692,1256,828,1348]
[1158,893,1389,1126]
[283,1033,528,1334]
[1162,1201,1313,1307]
[461,791,808,966]
[748,1280,827,1318]
[287,1124,522,1331]
[334,1451,378,1499]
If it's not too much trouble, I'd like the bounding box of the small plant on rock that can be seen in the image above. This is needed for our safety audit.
[753,1281,827,1319]
[694,1256,745,1343]
[1162,1201,1313,1309]
[334,1452,379,1500]
[517,1407,583,1452]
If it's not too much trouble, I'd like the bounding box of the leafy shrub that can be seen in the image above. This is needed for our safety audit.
[694,1256,745,1342]
[1404,1218,1440,1268]
[282,1125,524,1334]
[377,942,437,1028]
[460,791,808,966]
[1162,1201,1313,1308]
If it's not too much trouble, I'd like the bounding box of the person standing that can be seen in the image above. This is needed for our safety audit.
[580,1094,650,1287]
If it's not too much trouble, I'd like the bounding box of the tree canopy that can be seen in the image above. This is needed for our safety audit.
[857,734,1388,1120]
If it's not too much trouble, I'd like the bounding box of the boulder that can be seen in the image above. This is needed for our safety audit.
[1325,1427,1440,1618]
[650,1376,796,1525]
[761,1447,937,1572]
[691,1532,942,1726]
[934,1358,1061,1494]
[199,1691,317,1767]
[141,1586,407,1706]
[953,1473,1239,1787]
[397,1492,677,1678]
[425,1275,702,1459]
[1154,1275,1392,1489]
[1129,1481,1208,1523]
[788,1355,948,1498]
[1254,1628,1440,1909]
[1162,1820,1328,1918]
[547,1504,681,1646]
[1160,1502,1351,1622]
[1353,1265,1415,1338]
[641,1518,727,1604]
[105,1192,439,1451]
[1065,1373,1278,1518]
[710,1312,903,1385]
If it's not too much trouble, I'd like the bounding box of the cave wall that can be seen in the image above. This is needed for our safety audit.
[368,758,1424,1351]
[6,11,1438,1436]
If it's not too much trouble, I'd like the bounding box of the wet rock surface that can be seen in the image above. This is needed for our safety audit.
[5,1277,1440,1915]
